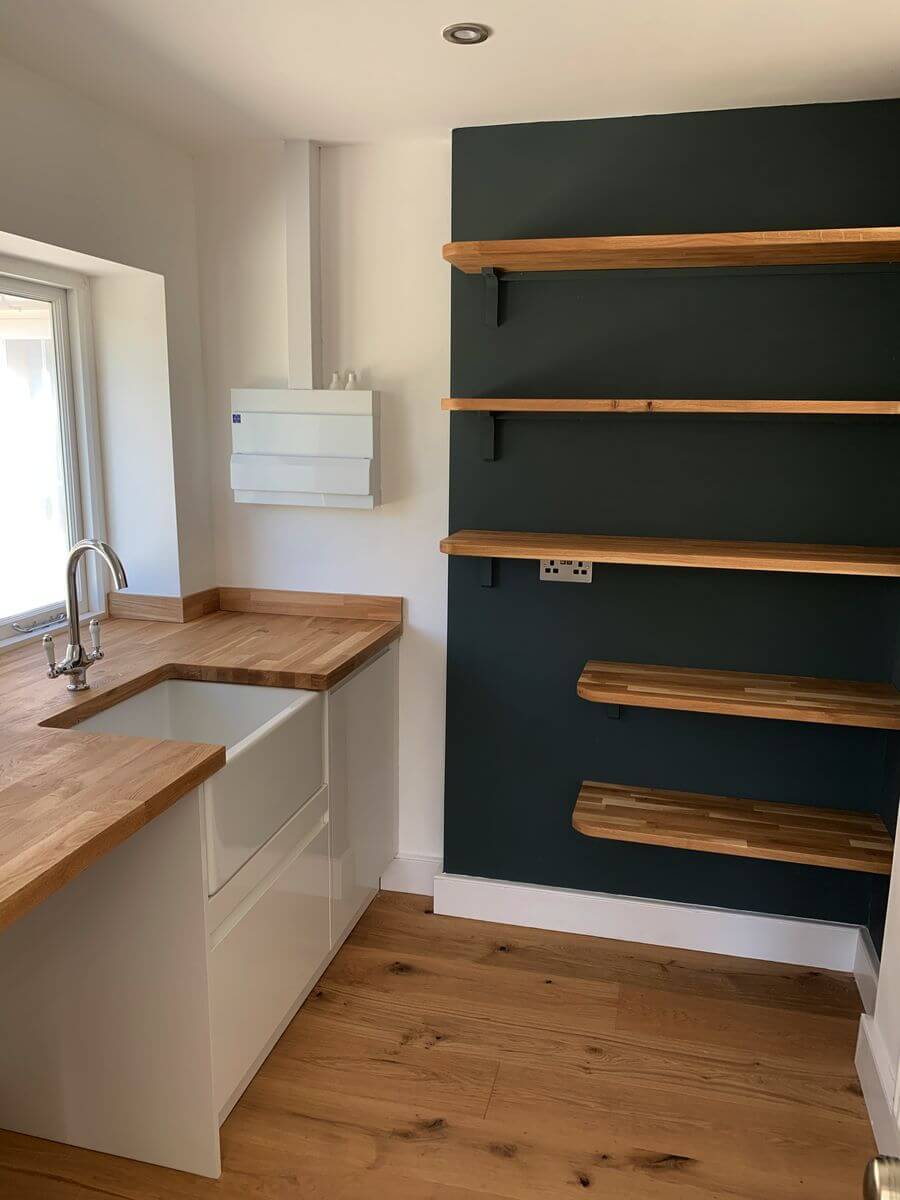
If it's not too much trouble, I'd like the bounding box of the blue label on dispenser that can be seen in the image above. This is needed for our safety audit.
[232,413,242,423]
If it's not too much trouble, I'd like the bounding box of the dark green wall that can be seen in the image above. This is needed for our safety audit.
[444,100,900,945]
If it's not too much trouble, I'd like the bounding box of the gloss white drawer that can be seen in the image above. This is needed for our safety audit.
[209,787,330,1115]
[203,687,324,896]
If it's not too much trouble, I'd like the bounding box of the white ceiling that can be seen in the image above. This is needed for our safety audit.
[1,0,899,149]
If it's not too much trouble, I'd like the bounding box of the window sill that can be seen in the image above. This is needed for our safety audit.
[0,610,106,658]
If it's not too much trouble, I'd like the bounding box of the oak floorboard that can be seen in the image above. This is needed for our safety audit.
[486,1056,870,1153]
[236,1074,863,1200]
[323,943,620,1037]
[0,1139,502,1200]
[615,983,859,1071]
[266,1016,499,1118]
[0,891,874,1198]
[302,983,865,1121]
[235,1084,743,1200]
[479,1063,870,1198]
[353,891,863,1017]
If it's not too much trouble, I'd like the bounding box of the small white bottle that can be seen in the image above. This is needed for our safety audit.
[328,371,343,390]
[344,370,358,390]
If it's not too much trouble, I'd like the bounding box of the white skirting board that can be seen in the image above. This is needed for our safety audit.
[855,927,881,1017]
[857,1016,900,1155]
[432,871,870,975]
[381,854,442,897]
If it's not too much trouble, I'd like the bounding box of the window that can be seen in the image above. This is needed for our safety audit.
[0,270,102,643]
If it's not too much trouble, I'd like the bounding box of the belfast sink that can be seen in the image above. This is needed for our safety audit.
[75,679,324,894]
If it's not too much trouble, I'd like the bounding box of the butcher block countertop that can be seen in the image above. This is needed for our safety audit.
[0,590,402,933]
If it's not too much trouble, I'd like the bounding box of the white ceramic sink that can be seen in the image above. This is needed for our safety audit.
[76,679,324,894]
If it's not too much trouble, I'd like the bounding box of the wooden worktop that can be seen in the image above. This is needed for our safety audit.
[0,595,402,933]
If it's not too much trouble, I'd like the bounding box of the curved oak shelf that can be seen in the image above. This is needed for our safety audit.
[577,660,900,730]
[441,530,900,578]
[573,780,892,874]
[443,226,900,274]
[442,398,900,415]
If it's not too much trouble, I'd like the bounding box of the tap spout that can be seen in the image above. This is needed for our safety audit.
[57,540,128,686]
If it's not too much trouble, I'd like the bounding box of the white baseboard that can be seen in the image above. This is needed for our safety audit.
[433,872,862,972]
[381,854,443,897]
[857,1016,900,1155]
[855,927,881,1016]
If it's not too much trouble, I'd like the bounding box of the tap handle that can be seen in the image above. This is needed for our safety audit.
[42,633,56,676]
[89,617,102,659]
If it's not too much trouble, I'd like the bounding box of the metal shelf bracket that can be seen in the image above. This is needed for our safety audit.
[480,412,497,461]
[482,267,501,326]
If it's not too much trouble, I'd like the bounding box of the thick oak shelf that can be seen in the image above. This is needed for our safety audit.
[577,661,900,730]
[440,530,900,578]
[572,780,893,874]
[442,397,900,415]
[443,226,900,274]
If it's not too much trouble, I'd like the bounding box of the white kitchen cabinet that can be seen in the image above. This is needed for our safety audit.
[0,643,399,1177]
[329,644,399,943]
[208,643,398,1118]
[209,787,330,1114]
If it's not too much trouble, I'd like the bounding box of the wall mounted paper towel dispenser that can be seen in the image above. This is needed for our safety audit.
[230,388,380,508]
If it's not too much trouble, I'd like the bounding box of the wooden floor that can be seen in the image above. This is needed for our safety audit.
[0,891,875,1198]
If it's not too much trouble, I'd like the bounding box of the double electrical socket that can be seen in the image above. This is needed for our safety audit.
[539,559,593,583]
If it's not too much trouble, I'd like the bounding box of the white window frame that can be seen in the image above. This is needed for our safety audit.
[0,254,107,648]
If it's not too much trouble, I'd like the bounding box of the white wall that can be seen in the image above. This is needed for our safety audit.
[92,272,181,594]
[197,139,450,861]
[0,53,451,861]
[0,55,213,594]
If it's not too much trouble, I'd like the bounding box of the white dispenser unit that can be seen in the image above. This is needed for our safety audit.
[230,388,380,508]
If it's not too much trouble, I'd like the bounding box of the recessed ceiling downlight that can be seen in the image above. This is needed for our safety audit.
[442,22,491,45]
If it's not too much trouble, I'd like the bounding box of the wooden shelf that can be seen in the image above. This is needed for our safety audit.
[443,227,900,274]
[441,530,900,578]
[442,397,900,415]
[572,780,893,874]
[577,661,900,730]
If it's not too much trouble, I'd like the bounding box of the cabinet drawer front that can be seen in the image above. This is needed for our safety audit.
[328,645,398,944]
[205,690,324,895]
[206,784,329,934]
[209,794,331,1114]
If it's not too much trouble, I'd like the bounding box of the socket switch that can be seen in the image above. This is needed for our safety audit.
[539,559,593,583]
